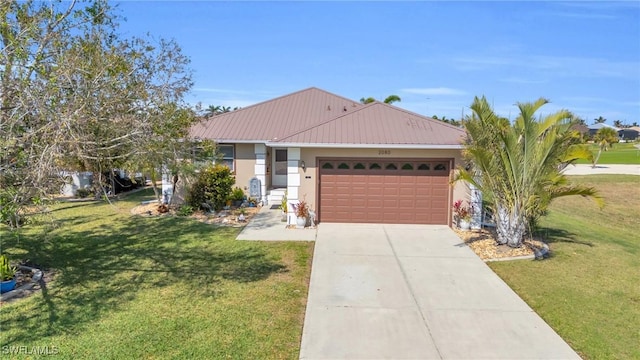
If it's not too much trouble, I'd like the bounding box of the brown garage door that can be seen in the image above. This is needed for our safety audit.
[318,158,452,224]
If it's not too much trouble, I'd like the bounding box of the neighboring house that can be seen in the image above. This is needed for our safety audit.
[189,87,467,226]
[587,123,619,137]
[618,128,639,141]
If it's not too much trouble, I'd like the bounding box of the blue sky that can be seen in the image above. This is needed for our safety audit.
[115,1,640,124]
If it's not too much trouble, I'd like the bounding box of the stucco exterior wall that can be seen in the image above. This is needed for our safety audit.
[233,143,257,196]
[297,147,470,221]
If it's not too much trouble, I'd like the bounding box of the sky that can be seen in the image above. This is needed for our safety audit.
[114,1,640,124]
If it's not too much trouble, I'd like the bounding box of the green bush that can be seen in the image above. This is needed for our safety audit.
[75,188,92,198]
[230,187,245,202]
[187,165,235,211]
[177,205,194,217]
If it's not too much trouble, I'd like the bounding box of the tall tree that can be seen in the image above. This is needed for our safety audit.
[0,0,196,227]
[456,97,601,247]
[592,127,619,168]
[613,120,623,128]
[594,116,607,124]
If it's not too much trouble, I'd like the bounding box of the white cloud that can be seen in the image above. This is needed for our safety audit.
[401,87,467,96]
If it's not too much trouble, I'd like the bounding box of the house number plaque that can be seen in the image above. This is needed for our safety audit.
[378,150,391,155]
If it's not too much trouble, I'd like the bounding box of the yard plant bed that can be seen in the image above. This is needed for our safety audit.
[0,189,314,359]
[130,202,261,226]
[454,228,547,261]
[489,175,640,359]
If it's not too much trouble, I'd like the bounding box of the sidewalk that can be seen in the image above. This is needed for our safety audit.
[562,164,639,175]
[236,205,316,241]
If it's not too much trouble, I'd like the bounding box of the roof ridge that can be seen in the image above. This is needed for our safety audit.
[275,101,464,142]
[276,101,374,141]
[200,87,363,121]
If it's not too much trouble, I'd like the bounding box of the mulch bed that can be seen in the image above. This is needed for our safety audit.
[453,228,548,261]
[130,202,261,227]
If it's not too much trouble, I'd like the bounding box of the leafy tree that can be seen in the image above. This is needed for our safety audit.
[613,120,623,128]
[592,127,619,168]
[359,95,401,104]
[0,0,196,227]
[456,97,601,247]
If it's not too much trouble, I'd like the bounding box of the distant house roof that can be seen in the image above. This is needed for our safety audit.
[588,123,620,131]
[571,123,589,134]
[190,87,465,149]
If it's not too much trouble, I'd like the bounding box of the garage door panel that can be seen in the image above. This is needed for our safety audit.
[319,158,451,224]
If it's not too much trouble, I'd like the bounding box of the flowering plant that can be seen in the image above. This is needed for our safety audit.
[453,199,472,221]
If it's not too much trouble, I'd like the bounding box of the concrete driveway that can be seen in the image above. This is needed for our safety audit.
[299,223,580,359]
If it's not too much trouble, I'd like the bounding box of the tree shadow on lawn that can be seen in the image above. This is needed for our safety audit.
[1,214,288,346]
[535,226,594,247]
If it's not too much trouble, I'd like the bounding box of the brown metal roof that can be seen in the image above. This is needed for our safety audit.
[190,87,465,147]
[190,87,362,142]
[274,102,465,146]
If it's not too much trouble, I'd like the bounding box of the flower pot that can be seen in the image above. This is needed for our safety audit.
[1,278,16,293]
[458,219,471,231]
[296,216,307,229]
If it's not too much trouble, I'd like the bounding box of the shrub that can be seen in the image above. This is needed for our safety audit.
[230,187,245,202]
[75,188,91,198]
[177,205,194,217]
[187,164,235,211]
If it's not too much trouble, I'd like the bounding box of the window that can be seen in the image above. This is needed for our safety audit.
[434,163,447,171]
[322,162,334,169]
[401,163,414,170]
[353,162,366,170]
[418,164,430,171]
[369,163,381,170]
[218,144,235,171]
[385,163,398,170]
[338,162,350,169]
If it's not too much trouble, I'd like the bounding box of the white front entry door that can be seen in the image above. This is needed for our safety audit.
[272,148,288,187]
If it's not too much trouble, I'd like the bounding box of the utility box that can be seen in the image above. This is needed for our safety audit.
[249,177,261,199]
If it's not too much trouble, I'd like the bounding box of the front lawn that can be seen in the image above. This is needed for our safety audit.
[489,175,639,359]
[0,189,314,359]
[576,142,640,164]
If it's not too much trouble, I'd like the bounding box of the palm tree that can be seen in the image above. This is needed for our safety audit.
[594,116,607,124]
[613,119,623,128]
[359,95,401,105]
[456,97,601,247]
[592,127,619,167]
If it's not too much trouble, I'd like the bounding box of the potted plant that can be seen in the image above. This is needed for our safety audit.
[291,200,309,229]
[453,199,472,231]
[230,187,245,207]
[0,254,17,293]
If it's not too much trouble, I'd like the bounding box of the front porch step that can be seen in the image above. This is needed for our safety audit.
[267,188,287,206]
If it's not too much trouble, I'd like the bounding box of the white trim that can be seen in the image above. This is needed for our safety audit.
[267,142,464,149]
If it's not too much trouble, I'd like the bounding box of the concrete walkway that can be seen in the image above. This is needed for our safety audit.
[236,205,316,241]
[300,223,580,359]
[562,163,639,175]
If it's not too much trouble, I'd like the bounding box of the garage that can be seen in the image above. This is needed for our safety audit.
[318,158,453,224]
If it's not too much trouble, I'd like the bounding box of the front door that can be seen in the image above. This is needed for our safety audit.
[272,148,288,187]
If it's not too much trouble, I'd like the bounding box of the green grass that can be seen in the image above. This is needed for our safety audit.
[0,189,314,359]
[489,175,640,359]
[576,142,640,164]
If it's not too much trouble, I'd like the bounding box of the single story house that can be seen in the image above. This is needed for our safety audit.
[618,128,639,141]
[189,87,468,226]
[587,122,619,137]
